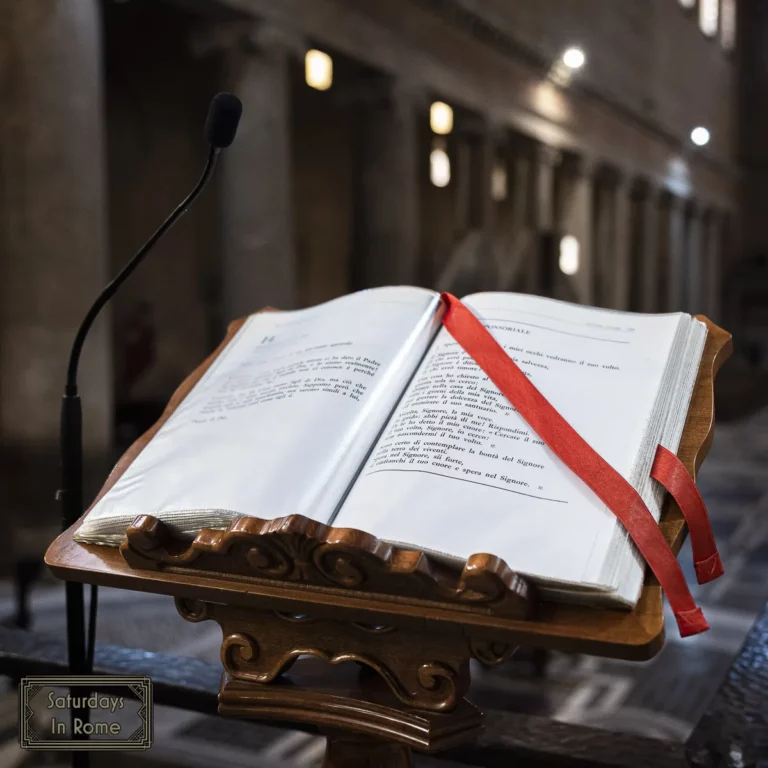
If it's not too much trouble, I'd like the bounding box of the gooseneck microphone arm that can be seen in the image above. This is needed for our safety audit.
[65,147,218,396]
[59,92,242,768]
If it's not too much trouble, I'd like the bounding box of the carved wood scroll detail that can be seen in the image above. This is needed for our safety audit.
[175,599,474,712]
[122,514,533,619]
[468,638,517,666]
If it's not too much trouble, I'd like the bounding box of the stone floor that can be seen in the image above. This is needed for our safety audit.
[2,399,767,767]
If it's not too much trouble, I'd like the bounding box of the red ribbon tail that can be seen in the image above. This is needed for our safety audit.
[676,607,710,638]
[651,445,724,585]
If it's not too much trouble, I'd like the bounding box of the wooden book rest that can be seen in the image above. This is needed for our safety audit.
[46,315,732,768]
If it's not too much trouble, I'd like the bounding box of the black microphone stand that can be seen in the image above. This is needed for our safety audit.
[59,145,219,766]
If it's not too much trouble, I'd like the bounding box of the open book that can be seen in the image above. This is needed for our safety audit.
[75,287,707,610]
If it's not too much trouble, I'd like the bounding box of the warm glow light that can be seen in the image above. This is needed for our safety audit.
[691,126,711,146]
[532,81,570,120]
[305,49,333,91]
[491,161,508,201]
[678,0,695,8]
[721,0,736,51]
[699,0,719,36]
[430,102,454,135]
[562,47,586,70]
[559,235,580,275]
[430,148,451,187]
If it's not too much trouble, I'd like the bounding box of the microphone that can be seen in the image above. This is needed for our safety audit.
[58,92,241,766]
[205,92,243,148]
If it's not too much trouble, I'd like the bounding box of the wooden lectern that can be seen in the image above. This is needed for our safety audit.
[46,317,732,768]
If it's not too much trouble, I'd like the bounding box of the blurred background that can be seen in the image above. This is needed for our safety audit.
[0,0,766,766]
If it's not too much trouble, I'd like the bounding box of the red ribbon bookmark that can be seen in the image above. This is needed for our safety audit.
[651,446,723,584]
[440,293,709,638]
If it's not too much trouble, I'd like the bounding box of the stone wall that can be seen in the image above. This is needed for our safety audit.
[451,0,736,165]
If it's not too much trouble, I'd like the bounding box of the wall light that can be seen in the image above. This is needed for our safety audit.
[562,47,586,70]
[430,101,454,135]
[690,126,710,146]
[721,0,736,51]
[559,235,580,275]
[699,0,719,37]
[305,49,333,91]
[430,147,451,187]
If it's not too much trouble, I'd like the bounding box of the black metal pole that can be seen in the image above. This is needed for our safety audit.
[59,392,88,763]
[58,146,220,768]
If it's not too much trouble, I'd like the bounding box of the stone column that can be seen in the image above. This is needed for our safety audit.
[0,0,111,556]
[636,183,661,313]
[556,155,595,305]
[490,135,536,293]
[468,122,497,290]
[592,168,632,310]
[220,26,297,320]
[611,175,633,311]
[508,140,535,235]
[454,138,472,236]
[359,81,421,287]
[702,208,723,322]
[592,171,613,307]
[526,144,561,295]
[534,145,560,234]
[684,204,704,314]
[661,194,686,312]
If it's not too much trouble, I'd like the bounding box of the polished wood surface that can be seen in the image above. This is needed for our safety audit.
[220,662,483,768]
[45,314,732,661]
[175,595,479,713]
[218,664,483,753]
[122,514,533,621]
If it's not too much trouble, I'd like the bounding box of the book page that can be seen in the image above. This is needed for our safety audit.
[334,292,686,589]
[77,287,443,542]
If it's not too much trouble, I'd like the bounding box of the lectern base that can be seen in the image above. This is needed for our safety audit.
[218,665,483,768]
[321,730,413,768]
